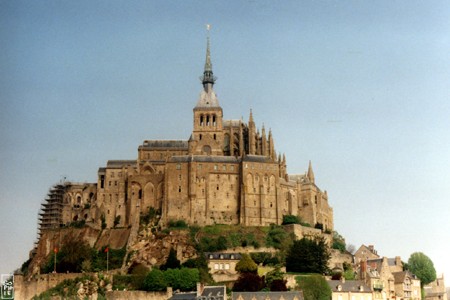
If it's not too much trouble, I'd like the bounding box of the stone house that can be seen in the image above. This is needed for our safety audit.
[169,284,226,300]
[392,271,421,300]
[424,275,448,300]
[354,245,380,263]
[205,252,242,282]
[327,279,374,300]
[358,258,395,300]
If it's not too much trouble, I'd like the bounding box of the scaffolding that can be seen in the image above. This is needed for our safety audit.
[37,184,66,239]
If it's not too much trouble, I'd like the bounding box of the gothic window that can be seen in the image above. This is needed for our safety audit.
[206,115,210,126]
[213,115,216,126]
[200,115,204,126]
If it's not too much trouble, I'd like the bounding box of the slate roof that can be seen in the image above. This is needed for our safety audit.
[243,155,273,163]
[223,119,242,127]
[141,140,189,149]
[205,252,242,260]
[106,160,137,168]
[232,291,304,300]
[170,155,240,163]
[195,90,221,109]
[327,280,372,293]
[169,286,226,300]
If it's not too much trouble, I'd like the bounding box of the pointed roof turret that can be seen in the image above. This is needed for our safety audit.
[200,25,217,91]
[307,160,315,184]
[249,109,254,124]
[196,25,220,109]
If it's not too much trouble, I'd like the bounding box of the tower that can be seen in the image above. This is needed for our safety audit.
[191,28,224,156]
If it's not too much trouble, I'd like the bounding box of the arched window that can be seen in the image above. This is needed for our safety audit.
[200,115,204,126]
[206,115,210,126]
[213,115,216,126]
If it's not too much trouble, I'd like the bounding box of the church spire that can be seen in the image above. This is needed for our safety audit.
[201,24,216,91]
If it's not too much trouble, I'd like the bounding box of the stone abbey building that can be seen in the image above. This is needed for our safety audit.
[38,37,334,237]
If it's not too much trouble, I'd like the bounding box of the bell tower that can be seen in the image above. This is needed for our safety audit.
[191,26,224,156]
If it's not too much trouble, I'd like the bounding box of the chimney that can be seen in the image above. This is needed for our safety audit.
[395,256,402,268]
[360,260,367,280]
[196,282,204,297]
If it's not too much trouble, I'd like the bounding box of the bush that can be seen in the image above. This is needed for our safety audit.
[164,268,200,291]
[282,215,302,225]
[296,275,331,300]
[143,269,167,291]
[168,219,188,228]
[235,253,258,274]
[265,225,289,249]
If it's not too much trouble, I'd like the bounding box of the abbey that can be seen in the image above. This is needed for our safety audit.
[39,37,333,235]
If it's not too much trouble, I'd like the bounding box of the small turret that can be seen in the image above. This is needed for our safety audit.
[307,160,315,184]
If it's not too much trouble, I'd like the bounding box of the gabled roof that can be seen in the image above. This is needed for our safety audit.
[169,286,226,300]
[205,252,242,260]
[327,280,372,293]
[232,291,304,300]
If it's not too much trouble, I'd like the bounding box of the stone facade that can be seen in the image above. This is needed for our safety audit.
[37,37,333,237]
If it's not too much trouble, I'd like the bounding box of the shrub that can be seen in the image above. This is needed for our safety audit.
[143,269,167,291]
[282,215,302,225]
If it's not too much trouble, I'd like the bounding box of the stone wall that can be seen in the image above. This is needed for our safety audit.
[106,289,172,300]
[14,273,83,300]
[283,224,332,245]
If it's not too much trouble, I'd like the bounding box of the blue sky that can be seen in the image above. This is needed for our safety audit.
[1,0,450,282]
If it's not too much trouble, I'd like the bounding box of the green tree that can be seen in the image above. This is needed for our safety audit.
[164,268,199,291]
[296,275,331,300]
[43,234,93,273]
[265,267,288,291]
[160,248,181,270]
[232,272,265,292]
[143,269,167,291]
[235,253,258,274]
[286,237,330,274]
[408,252,437,286]
[332,231,346,252]
[181,255,213,283]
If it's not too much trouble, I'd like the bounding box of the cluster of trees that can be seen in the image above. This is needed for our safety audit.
[41,234,125,273]
[286,237,330,274]
[232,254,288,292]
[143,268,199,291]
